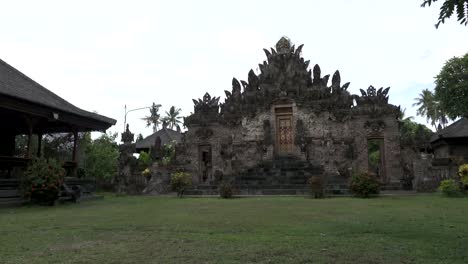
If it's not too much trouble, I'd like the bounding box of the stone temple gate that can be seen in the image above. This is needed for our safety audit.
[178,37,402,194]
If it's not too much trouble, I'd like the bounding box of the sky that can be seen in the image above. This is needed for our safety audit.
[0,0,467,139]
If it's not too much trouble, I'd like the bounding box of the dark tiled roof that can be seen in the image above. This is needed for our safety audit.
[0,58,116,126]
[135,128,182,151]
[430,118,468,143]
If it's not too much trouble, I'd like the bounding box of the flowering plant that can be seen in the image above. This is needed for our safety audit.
[22,158,65,205]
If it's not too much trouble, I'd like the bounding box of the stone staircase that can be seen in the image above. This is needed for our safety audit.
[0,179,23,206]
[186,156,351,195]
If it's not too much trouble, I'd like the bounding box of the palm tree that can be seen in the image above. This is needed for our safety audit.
[142,103,161,132]
[412,89,449,131]
[162,106,182,130]
[397,108,414,122]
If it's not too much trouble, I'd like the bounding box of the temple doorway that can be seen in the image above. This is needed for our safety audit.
[275,107,294,155]
[367,138,385,179]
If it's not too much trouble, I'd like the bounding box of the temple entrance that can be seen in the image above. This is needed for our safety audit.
[198,145,212,183]
[275,107,294,155]
[367,138,385,179]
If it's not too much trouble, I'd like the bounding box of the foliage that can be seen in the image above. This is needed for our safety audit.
[459,164,468,189]
[434,53,468,119]
[349,171,380,198]
[138,151,152,170]
[218,181,233,199]
[413,89,448,131]
[308,176,324,198]
[43,133,75,162]
[142,102,161,132]
[399,116,433,151]
[162,106,183,130]
[83,132,119,184]
[170,172,192,198]
[142,168,151,181]
[161,140,176,166]
[14,134,38,158]
[136,133,144,142]
[22,157,65,205]
[421,0,468,28]
[367,140,381,170]
[438,179,462,196]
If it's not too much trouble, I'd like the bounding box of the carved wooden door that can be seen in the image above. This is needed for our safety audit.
[276,115,293,154]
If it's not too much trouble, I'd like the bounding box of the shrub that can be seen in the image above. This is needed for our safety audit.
[308,176,324,198]
[349,171,380,198]
[219,181,233,199]
[459,164,468,190]
[22,157,65,205]
[170,172,192,198]
[142,168,151,181]
[438,179,461,197]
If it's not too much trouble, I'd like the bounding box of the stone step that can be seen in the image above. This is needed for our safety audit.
[0,197,24,207]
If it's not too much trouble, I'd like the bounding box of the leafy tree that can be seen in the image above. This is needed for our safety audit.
[138,151,151,171]
[82,132,119,185]
[421,0,468,28]
[434,52,468,119]
[43,133,74,162]
[142,102,161,132]
[135,133,144,142]
[162,106,182,130]
[399,109,434,151]
[413,89,448,130]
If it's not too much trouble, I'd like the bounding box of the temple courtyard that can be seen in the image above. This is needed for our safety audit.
[1,194,467,264]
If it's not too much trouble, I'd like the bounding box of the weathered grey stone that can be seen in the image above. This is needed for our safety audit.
[177,38,403,193]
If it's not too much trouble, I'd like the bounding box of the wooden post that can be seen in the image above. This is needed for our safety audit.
[37,133,42,157]
[72,130,78,177]
[72,130,78,162]
[26,124,33,159]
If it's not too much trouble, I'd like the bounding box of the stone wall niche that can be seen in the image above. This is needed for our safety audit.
[198,145,212,184]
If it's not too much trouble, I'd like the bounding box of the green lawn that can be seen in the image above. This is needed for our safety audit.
[1,195,467,264]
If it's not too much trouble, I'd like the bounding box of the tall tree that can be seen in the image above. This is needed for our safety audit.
[421,0,468,28]
[413,89,448,130]
[142,102,161,132]
[434,52,468,119]
[82,132,119,185]
[162,106,182,130]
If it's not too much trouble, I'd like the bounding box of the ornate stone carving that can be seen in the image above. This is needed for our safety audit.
[364,120,386,136]
[117,124,136,194]
[195,127,213,139]
[185,93,220,126]
[185,38,401,129]
[150,136,162,160]
[121,124,134,144]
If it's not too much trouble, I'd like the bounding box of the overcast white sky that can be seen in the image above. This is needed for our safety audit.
[1,0,467,139]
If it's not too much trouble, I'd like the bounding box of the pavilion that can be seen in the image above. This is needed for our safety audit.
[0,58,115,203]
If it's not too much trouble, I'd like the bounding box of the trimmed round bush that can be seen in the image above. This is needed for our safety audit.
[349,171,380,198]
[438,179,461,197]
[170,172,192,198]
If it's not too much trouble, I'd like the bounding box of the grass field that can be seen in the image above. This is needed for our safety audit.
[1,194,467,264]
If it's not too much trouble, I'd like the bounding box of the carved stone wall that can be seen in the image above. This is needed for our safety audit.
[178,38,403,190]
